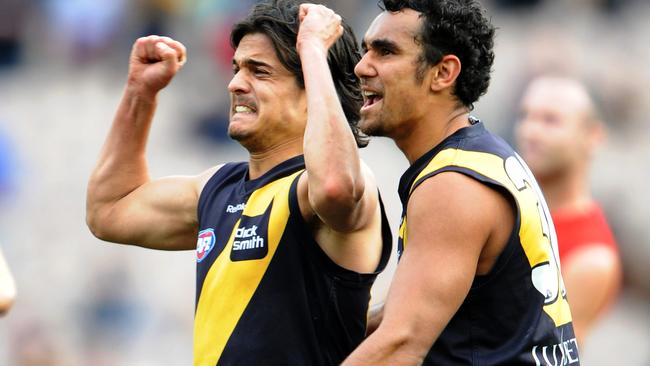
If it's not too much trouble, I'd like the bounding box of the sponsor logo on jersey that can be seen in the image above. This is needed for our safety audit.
[531,337,579,365]
[230,209,270,262]
[196,228,216,262]
[226,203,246,214]
[233,225,264,251]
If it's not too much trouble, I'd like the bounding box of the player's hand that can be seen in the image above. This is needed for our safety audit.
[297,4,344,55]
[127,35,187,97]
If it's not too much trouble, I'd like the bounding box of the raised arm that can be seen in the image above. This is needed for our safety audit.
[86,35,212,250]
[296,4,375,232]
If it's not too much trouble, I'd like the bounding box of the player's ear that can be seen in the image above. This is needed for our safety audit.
[430,55,461,93]
[586,119,606,157]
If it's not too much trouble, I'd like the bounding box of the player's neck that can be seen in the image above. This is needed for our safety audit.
[539,169,593,213]
[247,137,303,180]
[396,106,470,164]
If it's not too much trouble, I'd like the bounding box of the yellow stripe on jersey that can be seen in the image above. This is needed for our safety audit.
[194,171,302,365]
[406,148,572,327]
[398,217,407,255]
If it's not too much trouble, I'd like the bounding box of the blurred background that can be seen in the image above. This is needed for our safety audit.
[1,0,648,364]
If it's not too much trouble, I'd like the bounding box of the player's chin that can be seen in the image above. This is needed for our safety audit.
[359,114,384,137]
[228,115,256,136]
[227,123,250,141]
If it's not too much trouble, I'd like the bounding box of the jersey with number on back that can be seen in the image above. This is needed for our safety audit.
[397,120,580,365]
[194,155,391,366]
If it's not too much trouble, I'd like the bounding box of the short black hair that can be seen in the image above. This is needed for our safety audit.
[231,0,368,147]
[380,0,496,109]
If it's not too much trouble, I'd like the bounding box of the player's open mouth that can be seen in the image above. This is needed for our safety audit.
[362,90,383,110]
[233,105,257,114]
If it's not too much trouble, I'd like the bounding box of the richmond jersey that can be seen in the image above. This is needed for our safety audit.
[398,119,579,365]
[194,155,391,366]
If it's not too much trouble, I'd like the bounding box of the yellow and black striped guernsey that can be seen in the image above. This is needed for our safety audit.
[195,155,391,365]
[398,119,580,365]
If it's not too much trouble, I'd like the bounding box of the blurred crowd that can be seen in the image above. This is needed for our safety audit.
[1,0,649,365]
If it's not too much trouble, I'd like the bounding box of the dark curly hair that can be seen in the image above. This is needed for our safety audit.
[379,0,495,110]
[231,0,368,147]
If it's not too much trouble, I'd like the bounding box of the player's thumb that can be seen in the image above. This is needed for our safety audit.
[156,42,178,70]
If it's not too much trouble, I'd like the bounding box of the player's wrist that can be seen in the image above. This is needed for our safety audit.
[125,81,159,103]
[296,38,329,59]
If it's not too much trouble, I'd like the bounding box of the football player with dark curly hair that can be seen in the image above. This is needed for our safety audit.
[344,1,580,365]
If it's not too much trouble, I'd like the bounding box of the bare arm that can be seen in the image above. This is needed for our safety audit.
[86,36,212,250]
[343,172,514,365]
[296,4,374,233]
[292,5,383,274]
[0,248,16,316]
[563,245,621,342]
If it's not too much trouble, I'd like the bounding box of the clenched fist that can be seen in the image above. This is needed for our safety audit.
[127,35,187,97]
[297,4,344,55]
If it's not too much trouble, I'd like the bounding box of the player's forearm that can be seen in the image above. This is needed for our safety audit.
[86,86,157,234]
[99,85,157,166]
[348,298,437,365]
[343,326,424,366]
[300,43,365,223]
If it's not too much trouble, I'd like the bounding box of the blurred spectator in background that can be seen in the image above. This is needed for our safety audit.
[489,0,632,13]
[43,0,127,63]
[0,247,16,315]
[135,0,182,38]
[79,264,146,366]
[515,75,622,343]
[9,320,62,366]
[0,0,29,69]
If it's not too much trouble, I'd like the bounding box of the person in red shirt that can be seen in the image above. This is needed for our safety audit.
[516,75,622,343]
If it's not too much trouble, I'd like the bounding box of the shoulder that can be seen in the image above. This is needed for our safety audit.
[195,163,227,194]
[408,136,516,197]
[408,171,510,237]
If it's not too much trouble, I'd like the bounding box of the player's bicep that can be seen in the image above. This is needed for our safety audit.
[92,166,220,250]
[379,173,495,352]
[95,176,199,249]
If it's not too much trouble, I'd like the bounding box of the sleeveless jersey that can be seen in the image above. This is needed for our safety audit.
[397,120,580,365]
[552,202,618,264]
[194,155,391,366]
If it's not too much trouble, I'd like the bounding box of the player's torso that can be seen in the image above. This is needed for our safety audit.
[193,156,377,366]
[398,121,579,365]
